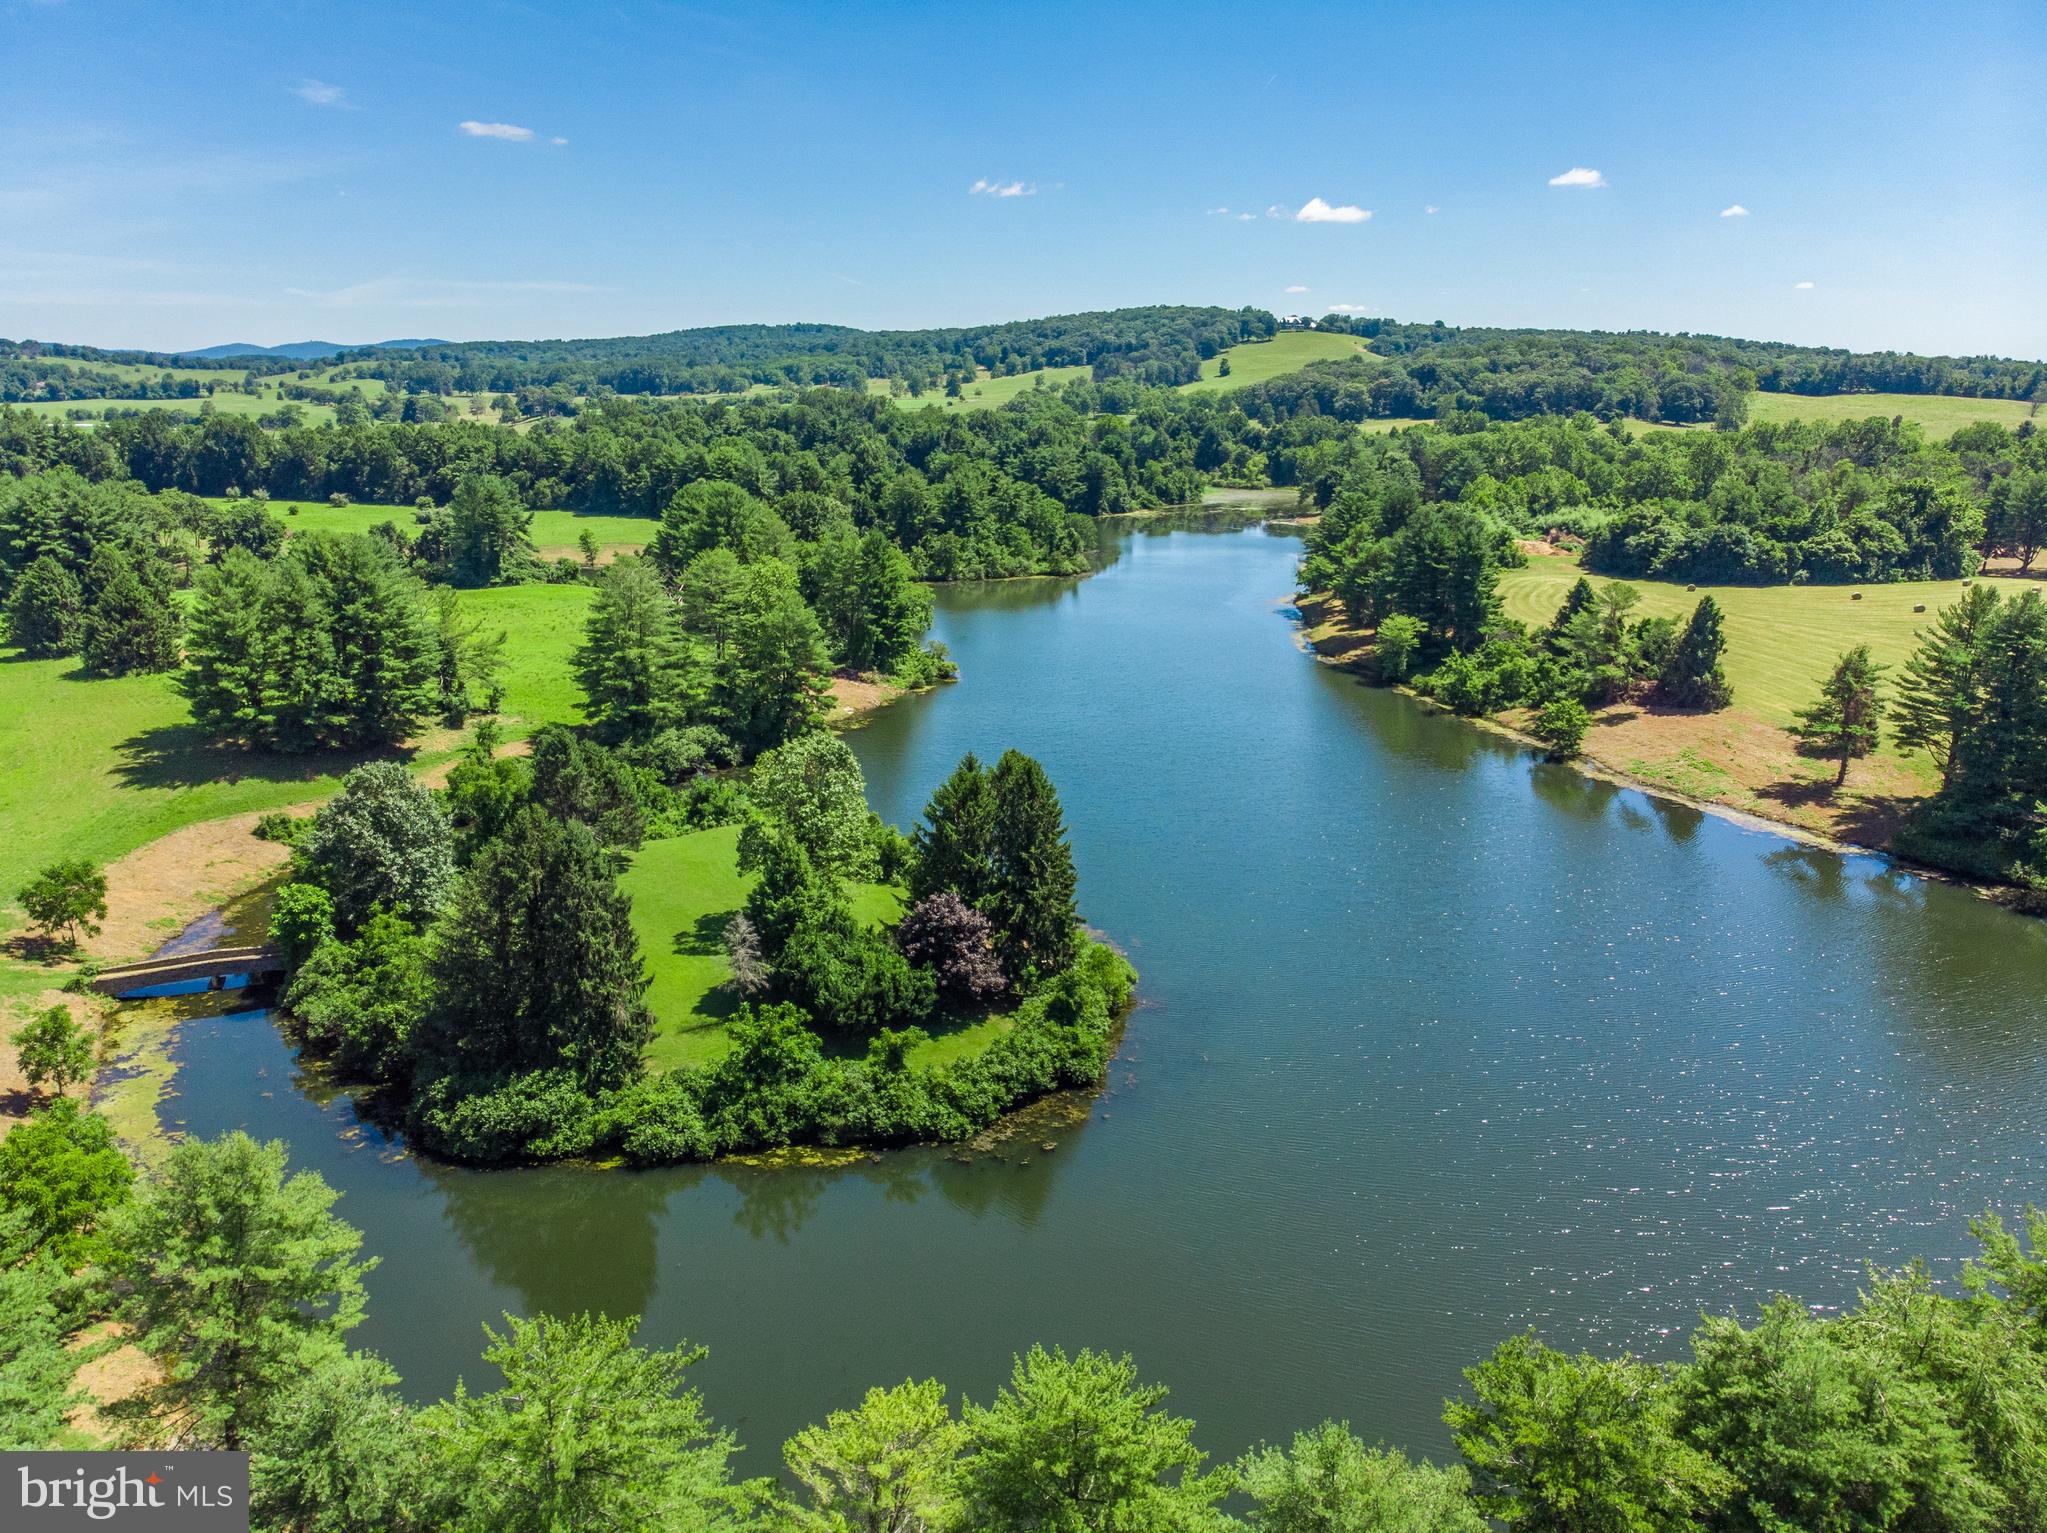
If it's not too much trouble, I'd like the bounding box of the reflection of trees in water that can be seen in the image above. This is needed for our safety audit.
[1760,844,1853,903]
[702,1102,1100,1241]
[1648,797,1705,844]
[1527,760,1622,821]
[427,1161,681,1322]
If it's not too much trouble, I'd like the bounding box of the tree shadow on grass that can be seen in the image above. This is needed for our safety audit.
[1755,777,1917,847]
[110,721,413,794]
[672,911,731,958]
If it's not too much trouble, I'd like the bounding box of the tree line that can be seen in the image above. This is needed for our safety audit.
[7,1092,2047,1532]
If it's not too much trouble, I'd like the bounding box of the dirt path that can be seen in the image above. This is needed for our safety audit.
[83,809,304,967]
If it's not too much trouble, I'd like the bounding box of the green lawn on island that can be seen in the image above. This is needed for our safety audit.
[1180,331,1370,394]
[623,824,1009,1072]
[0,582,593,901]
[1497,560,2009,727]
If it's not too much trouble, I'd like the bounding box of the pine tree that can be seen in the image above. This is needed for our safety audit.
[183,548,277,742]
[421,807,652,1092]
[1546,575,1597,652]
[909,753,997,908]
[574,556,698,742]
[299,533,437,749]
[848,530,932,674]
[79,547,180,676]
[1950,587,2047,814]
[3,555,84,657]
[444,474,534,587]
[1795,645,1885,786]
[1657,596,1733,709]
[715,560,831,758]
[986,750,1078,980]
[1892,584,2002,789]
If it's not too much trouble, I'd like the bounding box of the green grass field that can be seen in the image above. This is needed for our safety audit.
[1497,559,2012,727]
[882,364,1093,412]
[623,824,922,1070]
[1745,391,2038,440]
[0,582,591,900]
[252,498,655,560]
[1181,331,1369,394]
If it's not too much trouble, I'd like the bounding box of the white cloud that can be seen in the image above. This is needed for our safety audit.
[1295,197,1370,224]
[1795,280,1816,289]
[293,79,346,107]
[1720,204,1749,217]
[1326,303,1371,313]
[1547,166,1607,188]
[1266,205,1287,219]
[1236,212,1256,221]
[969,178,1035,198]
[459,121,535,141]
[1205,205,1231,216]
[551,136,569,147]
[1284,284,1308,293]
[1424,204,1440,214]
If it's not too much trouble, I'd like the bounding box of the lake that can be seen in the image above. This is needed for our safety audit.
[167,519,2047,1471]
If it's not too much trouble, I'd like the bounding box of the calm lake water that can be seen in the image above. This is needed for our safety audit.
[168,520,2047,1470]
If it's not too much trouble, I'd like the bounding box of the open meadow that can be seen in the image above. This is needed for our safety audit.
[1180,330,1369,392]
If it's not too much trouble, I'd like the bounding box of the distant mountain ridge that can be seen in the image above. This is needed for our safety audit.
[174,338,447,361]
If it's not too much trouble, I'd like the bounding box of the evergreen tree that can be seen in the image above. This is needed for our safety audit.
[1657,596,1732,709]
[259,556,345,751]
[908,753,997,909]
[79,546,180,675]
[1795,645,1886,786]
[295,533,438,749]
[1378,503,1499,653]
[3,554,84,657]
[575,556,699,742]
[715,559,831,758]
[1948,588,2047,816]
[421,807,652,1092]
[527,725,646,850]
[106,1132,371,1449]
[847,530,932,674]
[182,548,278,742]
[443,474,533,587]
[987,750,1079,980]
[1545,575,1597,653]
[1893,585,2002,790]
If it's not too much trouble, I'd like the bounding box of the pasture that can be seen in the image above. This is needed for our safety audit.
[1180,331,1369,393]
[884,364,1092,411]
[1497,558,2016,727]
[0,581,592,902]
[1746,390,2038,440]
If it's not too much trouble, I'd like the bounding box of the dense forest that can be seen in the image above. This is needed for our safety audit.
[2,305,1275,403]
[6,1098,2047,1531]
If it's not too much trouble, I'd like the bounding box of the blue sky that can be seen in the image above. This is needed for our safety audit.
[3,0,2042,357]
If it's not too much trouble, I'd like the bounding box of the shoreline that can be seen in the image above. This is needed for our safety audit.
[1287,588,2022,906]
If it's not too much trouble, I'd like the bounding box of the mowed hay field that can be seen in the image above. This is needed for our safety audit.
[1181,331,1369,393]
[1498,558,2008,728]
[1747,391,2038,440]
[0,582,590,902]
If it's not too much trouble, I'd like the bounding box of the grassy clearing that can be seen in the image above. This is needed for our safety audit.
[1497,558,2008,729]
[1747,391,2038,440]
[250,497,655,560]
[883,365,1093,412]
[622,825,908,1070]
[1181,331,1369,394]
[0,582,590,901]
